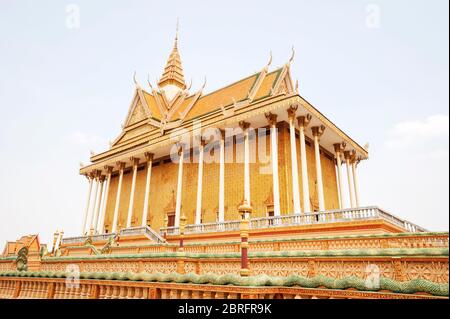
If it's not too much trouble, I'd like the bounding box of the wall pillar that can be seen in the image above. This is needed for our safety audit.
[98,166,113,233]
[239,121,251,209]
[288,105,301,215]
[89,172,100,234]
[311,125,326,211]
[82,174,94,235]
[333,142,346,209]
[344,151,356,208]
[218,129,225,223]
[175,144,185,228]
[141,152,154,227]
[266,113,281,217]
[112,162,126,233]
[297,115,312,212]
[352,157,361,208]
[126,157,140,228]
[92,175,105,234]
[195,137,205,225]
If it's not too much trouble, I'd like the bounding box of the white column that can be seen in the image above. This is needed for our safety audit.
[82,175,94,235]
[92,176,104,234]
[112,162,125,233]
[89,174,100,233]
[344,151,356,208]
[298,115,311,212]
[97,166,112,233]
[175,145,184,228]
[333,143,345,209]
[240,122,251,206]
[312,126,326,211]
[126,158,139,228]
[218,130,225,223]
[141,153,154,227]
[195,138,205,225]
[288,107,301,215]
[352,158,360,207]
[266,113,281,217]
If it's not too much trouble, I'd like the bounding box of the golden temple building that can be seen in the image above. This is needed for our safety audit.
[1,28,448,300]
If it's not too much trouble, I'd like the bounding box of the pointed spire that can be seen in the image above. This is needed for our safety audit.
[158,19,186,91]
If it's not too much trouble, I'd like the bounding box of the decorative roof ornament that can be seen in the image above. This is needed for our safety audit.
[133,71,142,89]
[157,20,187,91]
[147,74,154,91]
[201,76,207,91]
[287,46,295,65]
[186,78,193,91]
[264,51,273,72]
[289,46,295,65]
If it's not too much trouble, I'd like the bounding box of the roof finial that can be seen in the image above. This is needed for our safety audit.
[264,51,273,71]
[289,46,295,64]
[158,18,186,91]
[175,18,180,48]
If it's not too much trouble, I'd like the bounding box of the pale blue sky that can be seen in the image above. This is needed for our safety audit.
[0,0,448,246]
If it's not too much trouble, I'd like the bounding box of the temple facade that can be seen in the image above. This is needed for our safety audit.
[1,28,448,300]
[79,30,369,238]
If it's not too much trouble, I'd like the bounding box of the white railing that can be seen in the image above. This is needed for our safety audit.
[159,206,428,235]
[61,236,87,245]
[61,233,116,245]
[119,226,166,243]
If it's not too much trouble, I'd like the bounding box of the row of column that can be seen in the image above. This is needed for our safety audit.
[82,104,362,234]
[334,143,361,208]
[82,153,154,235]
[183,104,361,228]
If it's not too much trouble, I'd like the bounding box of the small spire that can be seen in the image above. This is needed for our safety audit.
[175,18,179,48]
[158,19,186,91]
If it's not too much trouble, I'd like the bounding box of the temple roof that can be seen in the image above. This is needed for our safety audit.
[2,234,39,257]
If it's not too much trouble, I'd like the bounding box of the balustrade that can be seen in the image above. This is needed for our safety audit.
[159,206,427,235]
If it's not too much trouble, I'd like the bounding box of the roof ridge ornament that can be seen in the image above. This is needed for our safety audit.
[133,71,142,89]
[147,74,154,91]
[289,46,295,65]
[264,51,273,72]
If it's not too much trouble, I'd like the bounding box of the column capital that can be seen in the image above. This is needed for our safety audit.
[311,125,326,138]
[99,175,106,182]
[333,142,346,153]
[116,161,126,171]
[287,104,299,121]
[130,157,140,166]
[297,114,312,128]
[195,134,206,146]
[239,121,251,131]
[219,128,226,140]
[92,170,101,179]
[176,142,186,156]
[265,112,278,126]
[344,150,354,161]
[104,165,113,174]
[349,150,358,164]
[144,152,154,162]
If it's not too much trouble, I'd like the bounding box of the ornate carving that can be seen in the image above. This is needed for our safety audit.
[297,114,312,128]
[15,247,28,271]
